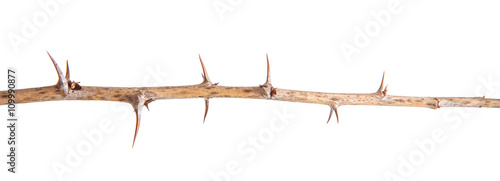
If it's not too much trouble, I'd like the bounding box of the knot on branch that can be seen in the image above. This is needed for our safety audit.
[434,98,440,109]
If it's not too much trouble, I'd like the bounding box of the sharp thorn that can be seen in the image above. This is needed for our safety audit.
[264,53,271,86]
[383,85,389,96]
[327,105,339,124]
[144,99,154,111]
[199,54,213,85]
[47,51,63,82]
[132,105,143,148]
[47,51,69,95]
[260,54,274,99]
[65,60,70,80]
[203,98,209,124]
[377,71,386,96]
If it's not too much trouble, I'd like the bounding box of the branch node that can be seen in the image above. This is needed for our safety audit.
[434,98,441,109]
[70,81,82,90]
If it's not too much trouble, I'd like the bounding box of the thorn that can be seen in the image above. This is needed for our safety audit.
[132,104,144,148]
[203,98,209,124]
[144,99,154,111]
[327,105,339,124]
[65,60,70,80]
[199,54,213,85]
[264,53,271,87]
[47,51,69,95]
[260,54,274,99]
[377,71,386,96]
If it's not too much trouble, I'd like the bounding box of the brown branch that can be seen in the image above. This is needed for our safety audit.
[1,52,499,147]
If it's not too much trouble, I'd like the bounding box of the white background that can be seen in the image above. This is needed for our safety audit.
[1,0,500,180]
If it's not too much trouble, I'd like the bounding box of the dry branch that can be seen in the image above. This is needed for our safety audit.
[1,52,499,147]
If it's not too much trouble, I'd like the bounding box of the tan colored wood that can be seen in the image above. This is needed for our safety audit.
[1,52,498,147]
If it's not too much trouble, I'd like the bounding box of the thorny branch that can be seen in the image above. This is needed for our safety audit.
[1,52,499,147]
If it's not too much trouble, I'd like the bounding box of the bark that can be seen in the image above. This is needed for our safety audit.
[1,52,498,147]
